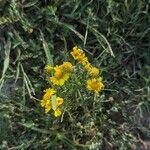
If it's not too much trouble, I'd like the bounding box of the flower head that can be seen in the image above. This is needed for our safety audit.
[50,66,70,86]
[71,46,88,63]
[70,46,81,59]
[40,90,64,116]
[86,78,104,93]
[42,88,56,100]
[84,62,92,71]
[60,62,73,73]
[89,67,100,77]
[44,65,53,73]
[40,88,56,113]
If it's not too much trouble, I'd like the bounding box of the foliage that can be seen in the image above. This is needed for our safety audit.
[0,0,149,149]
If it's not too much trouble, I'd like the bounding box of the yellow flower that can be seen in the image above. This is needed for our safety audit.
[42,88,56,100]
[40,88,64,116]
[50,66,70,86]
[40,99,52,113]
[41,95,64,115]
[54,108,62,117]
[45,100,52,113]
[73,46,78,51]
[86,78,104,93]
[56,97,64,107]
[84,62,92,71]
[89,67,100,77]
[60,62,73,73]
[80,57,89,66]
[44,65,53,73]
[54,66,63,78]
[71,46,88,63]
[40,88,56,113]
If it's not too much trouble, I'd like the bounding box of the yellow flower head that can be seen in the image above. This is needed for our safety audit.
[80,57,89,66]
[40,88,56,113]
[54,66,63,78]
[45,100,52,113]
[60,62,73,73]
[42,88,56,100]
[84,62,92,71]
[89,67,100,77]
[50,66,70,86]
[40,98,52,113]
[70,47,81,59]
[41,95,64,115]
[86,78,104,93]
[54,108,62,117]
[44,65,53,73]
[71,46,87,63]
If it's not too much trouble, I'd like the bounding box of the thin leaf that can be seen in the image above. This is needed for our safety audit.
[23,0,38,8]
[91,28,115,57]
[40,30,54,65]
[15,62,20,83]
[18,122,52,134]
[60,22,84,41]
[0,39,11,84]
[51,95,57,111]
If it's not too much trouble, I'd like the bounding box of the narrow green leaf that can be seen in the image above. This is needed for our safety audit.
[23,0,38,8]
[51,95,57,111]
[40,30,54,65]
[60,22,84,41]
[0,39,11,84]
[15,62,20,83]
[91,28,115,57]
[18,122,52,134]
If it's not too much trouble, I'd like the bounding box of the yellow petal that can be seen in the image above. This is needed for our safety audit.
[45,105,51,113]
[44,65,53,73]
[45,102,52,113]
[56,97,64,107]
[54,108,62,117]
[89,67,100,77]
[40,99,46,107]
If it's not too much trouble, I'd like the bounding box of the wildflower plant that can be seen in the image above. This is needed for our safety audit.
[40,46,105,118]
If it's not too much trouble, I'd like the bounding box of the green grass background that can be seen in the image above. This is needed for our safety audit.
[0,0,149,149]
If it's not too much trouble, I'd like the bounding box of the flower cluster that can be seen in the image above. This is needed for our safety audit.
[41,46,105,117]
[71,46,100,77]
[41,62,73,117]
[40,88,64,117]
[71,46,104,93]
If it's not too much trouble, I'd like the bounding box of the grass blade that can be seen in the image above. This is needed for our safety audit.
[40,30,54,65]
[0,39,11,86]
[91,28,115,57]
